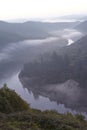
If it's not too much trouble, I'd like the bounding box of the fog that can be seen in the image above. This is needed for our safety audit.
[50,29,83,41]
[0,28,86,117]
[0,29,83,61]
[0,29,83,81]
[0,36,64,80]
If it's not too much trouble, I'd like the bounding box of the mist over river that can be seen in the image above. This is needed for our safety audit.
[0,29,86,117]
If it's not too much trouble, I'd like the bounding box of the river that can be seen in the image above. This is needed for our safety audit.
[0,29,86,116]
[2,72,77,114]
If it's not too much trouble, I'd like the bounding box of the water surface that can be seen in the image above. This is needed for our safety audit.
[0,29,86,116]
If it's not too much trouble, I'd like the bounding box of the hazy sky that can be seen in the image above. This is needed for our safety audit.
[0,0,87,20]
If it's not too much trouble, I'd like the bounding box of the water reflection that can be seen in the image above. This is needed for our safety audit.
[2,73,78,114]
[0,29,86,117]
[67,39,74,46]
[1,72,86,119]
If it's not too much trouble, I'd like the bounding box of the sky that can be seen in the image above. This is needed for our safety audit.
[0,0,87,20]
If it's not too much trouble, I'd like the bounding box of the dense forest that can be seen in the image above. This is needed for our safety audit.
[19,35,87,112]
[0,85,87,130]
[19,35,87,88]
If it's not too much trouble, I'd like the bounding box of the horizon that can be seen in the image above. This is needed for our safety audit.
[0,0,87,21]
[0,13,87,23]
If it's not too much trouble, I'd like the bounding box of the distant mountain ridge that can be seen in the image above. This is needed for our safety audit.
[0,20,80,48]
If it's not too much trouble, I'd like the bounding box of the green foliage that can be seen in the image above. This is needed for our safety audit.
[0,85,29,113]
[75,114,85,121]
[0,109,86,130]
[0,86,86,130]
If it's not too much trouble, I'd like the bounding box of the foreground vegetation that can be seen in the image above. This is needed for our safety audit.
[0,84,29,113]
[0,85,87,130]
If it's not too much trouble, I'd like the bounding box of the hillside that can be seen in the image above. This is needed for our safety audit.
[75,21,87,33]
[0,21,49,49]
[19,35,87,87]
[0,20,78,31]
[0,84,29,113]
[0,21,78,41]
[0,21,49,39]
[0,20,80,49]
[19,35,87,112]
[0,86,87,130]
[0,30,26,49]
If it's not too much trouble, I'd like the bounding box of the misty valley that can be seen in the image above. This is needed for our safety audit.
[0,19,87,120]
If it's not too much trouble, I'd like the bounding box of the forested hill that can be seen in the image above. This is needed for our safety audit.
[75,20,87,33]
[0,30,26,49]
[19,35,87,112]
[0,21,49,40]
[19,35,87,88]
[0,21,48,49]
